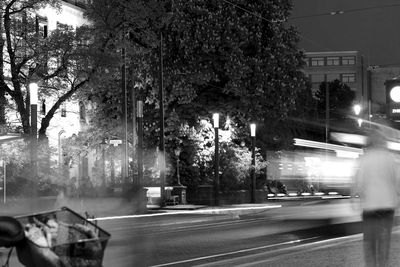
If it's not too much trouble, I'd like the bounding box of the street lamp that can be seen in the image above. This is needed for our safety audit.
[29,82,38,198]
[58,130,65,168]
[353,104,363,127]
[174,147,182,186]
[250,123,256,203]
[100,139,108,188]
[137,100,144,188]
[213,113,219,206]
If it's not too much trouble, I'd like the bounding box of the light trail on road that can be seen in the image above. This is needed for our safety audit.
[89,205,282,221]
[148,236,320,267]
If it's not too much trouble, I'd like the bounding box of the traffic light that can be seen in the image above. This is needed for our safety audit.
[385,78,400,121]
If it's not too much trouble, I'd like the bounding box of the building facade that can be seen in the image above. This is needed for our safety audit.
[1,0,97,184]
[303,51,366,101]
[303,51,400,127]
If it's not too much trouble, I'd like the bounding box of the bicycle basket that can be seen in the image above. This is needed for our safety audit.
[16,207,110,267]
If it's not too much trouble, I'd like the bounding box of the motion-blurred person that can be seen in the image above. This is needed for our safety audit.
[352,129,400,267]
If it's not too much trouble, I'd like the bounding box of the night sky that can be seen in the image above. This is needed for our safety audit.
[289,0,400,67]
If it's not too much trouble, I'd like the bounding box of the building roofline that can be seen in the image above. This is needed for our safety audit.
[305,51,359,56]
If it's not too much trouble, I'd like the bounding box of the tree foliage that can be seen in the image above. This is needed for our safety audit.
[163,0,308,126]
[315,79,356,119]
[79,0,312,191]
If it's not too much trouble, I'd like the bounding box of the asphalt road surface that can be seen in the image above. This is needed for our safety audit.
[0,199,379,267]
[99,203,361,267]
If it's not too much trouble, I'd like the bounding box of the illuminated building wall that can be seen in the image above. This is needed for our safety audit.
[2,1,96,182]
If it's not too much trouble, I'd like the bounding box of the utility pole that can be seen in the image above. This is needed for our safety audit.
[121,47,129,184]
[131,70,137,184]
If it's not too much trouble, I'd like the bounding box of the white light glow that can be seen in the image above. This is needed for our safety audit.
[357,118,363,127]
[390,86,400,103]
[336,150,360,159]
[250,123,256,137]
[29,83,38,105]
[213,113,219,128]
[387,141,400,151]
[330,132,367,145]
[294,138,363,155]
[353,104,361,115]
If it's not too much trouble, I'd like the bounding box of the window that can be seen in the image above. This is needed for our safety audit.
[41,100,46,115]
[310,74,325,84]
[61,103,67,117]
[311,57,324,66]
[327,74,340,81]
[36,15,48,38]
[341,73,356,83]
[341,56,356,65]
[326,57,340,66]
[79,101,86,122]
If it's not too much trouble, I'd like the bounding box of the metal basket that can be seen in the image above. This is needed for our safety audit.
[16,207,111,267]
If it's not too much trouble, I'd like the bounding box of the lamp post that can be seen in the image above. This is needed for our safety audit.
[100,139,108,188]
[137,100,143,187]
[250,123,256,203]
[58,130,65,168]
[174,147,181,186]
[213,113,219,206]
[29,82,38,198]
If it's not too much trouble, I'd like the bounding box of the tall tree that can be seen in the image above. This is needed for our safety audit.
[84,0,310,144]
[316,79,356,119]
[162,0,308,126]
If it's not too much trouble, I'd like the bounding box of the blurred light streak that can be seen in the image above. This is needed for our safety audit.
[149,236,319,267]
[330,132,367,145]
[91,205,282,221]
[294,138,363,155]
[387,141,400,151]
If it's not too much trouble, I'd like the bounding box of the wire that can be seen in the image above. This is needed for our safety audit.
[221,0,284,23]
[221,0,335,53]
[290,3,400,20]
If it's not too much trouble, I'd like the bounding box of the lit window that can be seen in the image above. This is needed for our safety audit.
[311,57,324,66]
[326,57,340,66]
[341,73,356,83]
[342,56,356,65]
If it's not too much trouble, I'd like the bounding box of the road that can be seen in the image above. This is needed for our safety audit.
[0,199,374,267]
[99,200,362,267]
